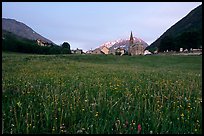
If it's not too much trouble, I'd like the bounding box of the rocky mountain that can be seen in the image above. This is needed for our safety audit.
[99,37,149,51]
[147,4,202,50]
[2,18,54,44]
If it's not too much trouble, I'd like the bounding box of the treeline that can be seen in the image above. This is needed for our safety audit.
[158,30,202,52]
[2,31,71,54]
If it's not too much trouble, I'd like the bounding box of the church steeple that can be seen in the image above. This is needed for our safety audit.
[129,31,134,45]
[128,31,134,55]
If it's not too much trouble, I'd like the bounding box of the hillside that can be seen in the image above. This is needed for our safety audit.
[2,30,70,54]
[147,4,202,51]
[2,18,54,44]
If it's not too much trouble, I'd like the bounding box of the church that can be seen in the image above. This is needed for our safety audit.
[128,31,145,55]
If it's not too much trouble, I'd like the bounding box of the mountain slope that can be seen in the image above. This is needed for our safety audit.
[2,30,72,54]
[2,18,54,44]
[147,4,202,50]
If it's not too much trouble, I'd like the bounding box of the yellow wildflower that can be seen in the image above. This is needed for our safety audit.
[95,112,99,117]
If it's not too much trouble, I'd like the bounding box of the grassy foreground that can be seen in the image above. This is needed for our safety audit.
[2,52,202,134]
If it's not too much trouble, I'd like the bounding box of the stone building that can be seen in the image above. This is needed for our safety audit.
[36,39,50,47]
[92,48,105,54]
[128,31,145,55]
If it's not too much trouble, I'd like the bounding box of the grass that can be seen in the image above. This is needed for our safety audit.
[2,52,202,134]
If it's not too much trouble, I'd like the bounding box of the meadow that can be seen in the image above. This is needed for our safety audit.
[2,52,202,134]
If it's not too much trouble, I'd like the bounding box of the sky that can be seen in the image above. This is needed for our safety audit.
[2,2,202,51]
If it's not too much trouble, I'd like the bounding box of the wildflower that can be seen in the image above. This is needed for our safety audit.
[180,113,184,117]
[184,97,188,102]
[77,130,83,134]
[95,112,99,117]
[116,119,120,125]
[60,124,65,129]
[137,124,142,134]
[52,127,55,132]
[150,130,153,134]
[123,124,126,128]
[17,101,22,108]
[82,128,85,131]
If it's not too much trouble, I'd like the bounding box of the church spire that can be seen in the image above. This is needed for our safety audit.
[129,31,134,45]
[128,31,134,55]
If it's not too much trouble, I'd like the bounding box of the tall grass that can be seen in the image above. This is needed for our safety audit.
[2,52,202,134]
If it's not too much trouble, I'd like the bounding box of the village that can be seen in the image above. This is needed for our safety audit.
[36,32,202,56]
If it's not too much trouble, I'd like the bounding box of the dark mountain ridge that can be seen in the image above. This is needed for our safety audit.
[147,4,202,51]
[2,18,54,44]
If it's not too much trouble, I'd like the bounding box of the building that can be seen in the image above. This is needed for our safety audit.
[36,39,50,47]
[128,32,145,55]
[115,47,126,56]
[144,50,152,55]
[89,46,109,54]
[76,48,83,54]
[92,48,105,54]
[86,50,93,54]
[101,46,109,54]
[71,48,83,54]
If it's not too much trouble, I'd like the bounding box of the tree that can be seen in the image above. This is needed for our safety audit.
[159,35,175,52]
[62,42,70,49]
[175,31,201,51]
[61,42,71,54]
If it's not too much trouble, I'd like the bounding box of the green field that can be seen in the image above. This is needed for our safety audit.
[2,52,202,134]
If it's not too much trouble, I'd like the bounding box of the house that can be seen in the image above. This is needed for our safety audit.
[154,50,158,54]
[71,50,75,54]
[115,47,126,56]
[76,48,83,54]
[71,48,83,54]
[86,50,93,54]
[101,46,109,54]
[89,46,109,55]
[91,48,105,54]
[36,39,50,47]
[144,50,152,55]
[191,48,202,53]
